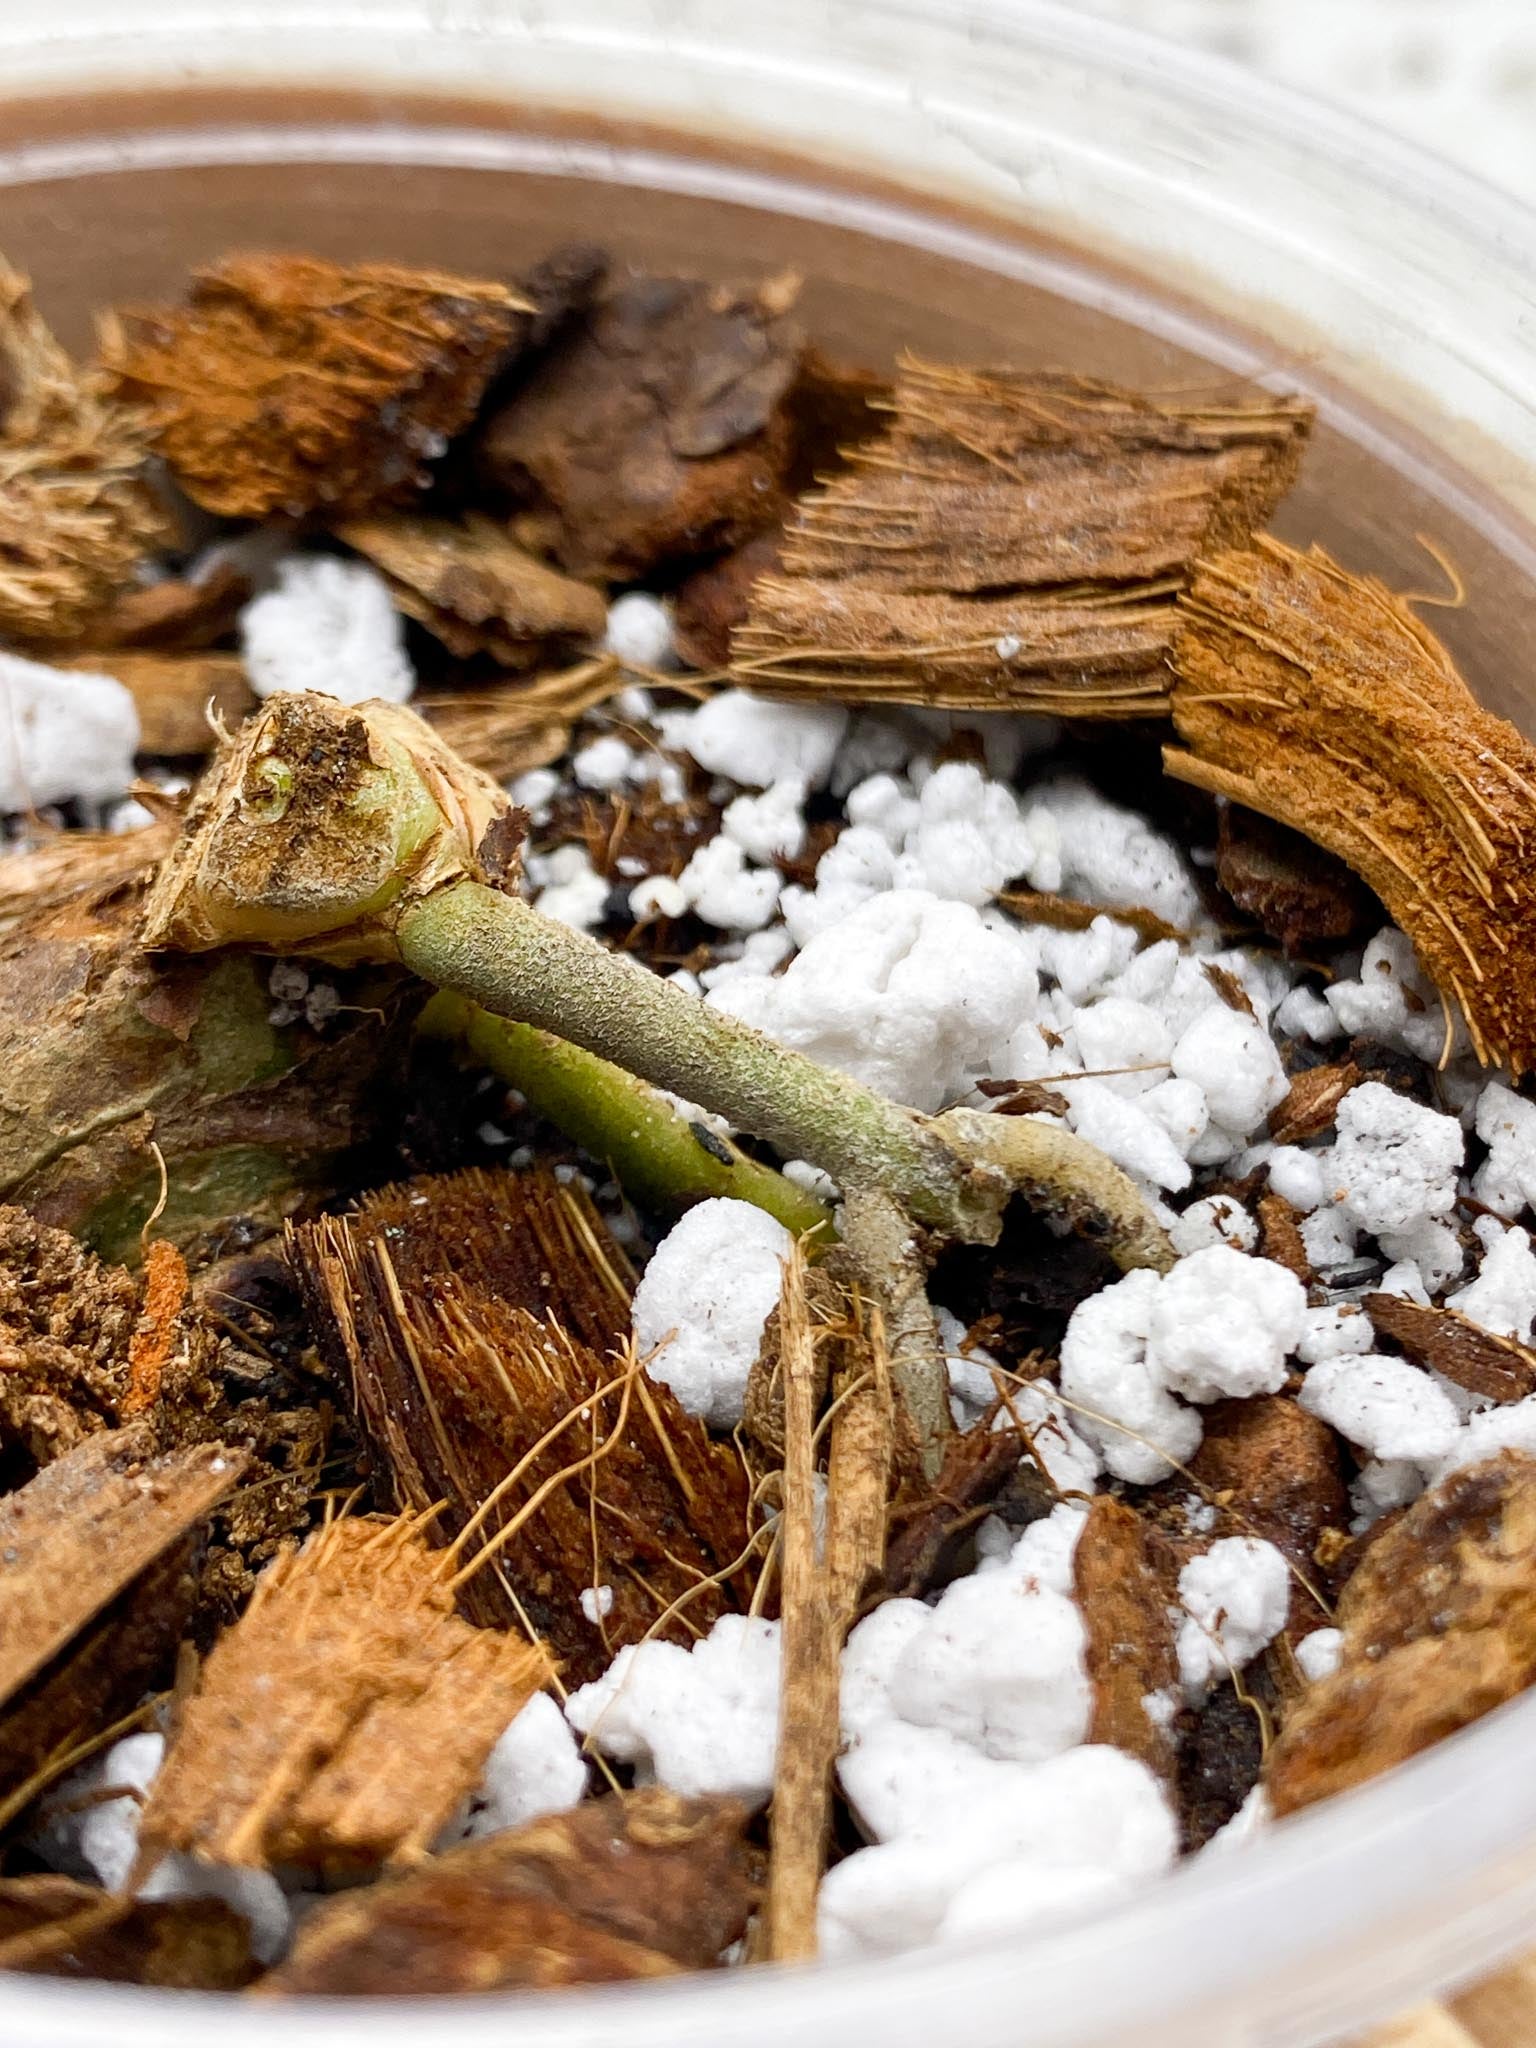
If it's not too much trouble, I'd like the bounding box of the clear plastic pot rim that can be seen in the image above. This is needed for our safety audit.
[2,5,1536,2044]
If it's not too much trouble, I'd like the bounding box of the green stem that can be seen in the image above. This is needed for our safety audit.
[398,880,1008,1245]
[416,991,835,1240]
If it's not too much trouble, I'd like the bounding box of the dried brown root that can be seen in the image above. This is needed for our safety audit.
[1169,538,1536,1074]
[1266,1451,1536,1815]
[335,512,606,667]
[474,270,804,581]
[263,1788,758,1994]
[0,1874,255,1989]
[137,1512,552,1876]
[288,1168,753,1676]
[1363,1293,1536,1407]
[730,356,1310,710]
[764,1241,839,1962]
[837,1185,949,1473]
[764,1248,895,1961]
[0,257,174,647]
[99,253,530,519]
[61,649,254,757]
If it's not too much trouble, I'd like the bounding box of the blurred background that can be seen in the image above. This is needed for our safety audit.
[1077,0,1536,197]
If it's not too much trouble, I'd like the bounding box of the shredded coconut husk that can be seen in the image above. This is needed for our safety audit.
[0,259,173,647]
[289,1168,754,1680]
[1169,538,1536,1074]
[732,357,1311,713]
[137,1511,552,1876]
[99,254,530,519]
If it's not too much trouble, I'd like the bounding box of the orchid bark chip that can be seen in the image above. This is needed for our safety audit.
[140,690,1174,1271]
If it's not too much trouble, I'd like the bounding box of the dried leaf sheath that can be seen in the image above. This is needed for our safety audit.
[1168,539,1536,1073]
[732,357,1311,712]
[138,1513,551,1874]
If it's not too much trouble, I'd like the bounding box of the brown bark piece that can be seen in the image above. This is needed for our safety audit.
[1256,1190,1312,1283]
[0,1875,255,1989]
[0,1205,140,1466]
[1214,803,1379,955]
[266,1789,756,1995]
[0,1426,244,1710]
[882,1422,1034,1599]
[1269,1061,1361,1144]
[732,359,1310,712]
[80,559,249,654]
[289,1169,752,1678]
[61,650,254,756]
[1267,1452,1536,1814]
[0,259,173,648]
[1364,1292,1536,1406]
[335,513,605,667]
[139,1513,551,1874]
[101,254,529,519]
[1073,1496,1180,1788]
[1170,540,1536,1073]
[1187,1395,1346,1631]
[0,1538,198,1802]
[674,529,786,671]
[476,271,803,579]
[775,362,1311,588]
